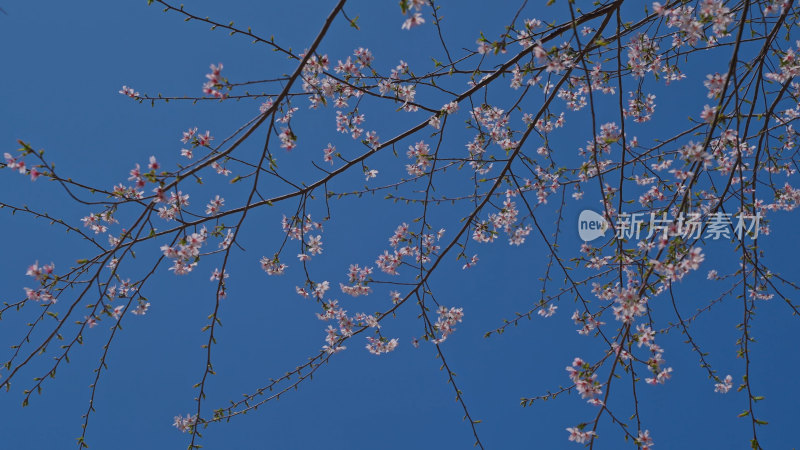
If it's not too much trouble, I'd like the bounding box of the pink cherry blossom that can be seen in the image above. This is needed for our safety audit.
[119,85,139,98]
[401,13,425,30]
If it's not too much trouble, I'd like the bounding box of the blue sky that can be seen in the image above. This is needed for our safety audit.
[1,1,799,449]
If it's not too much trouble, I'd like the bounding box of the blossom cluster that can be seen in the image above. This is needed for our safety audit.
[565,357,603,406]
[432,306,464,344]
[161,228,208,275]
[3,151,40,181]
[23,261,56,304]
[202,63,227,99]
[375,223,444,274]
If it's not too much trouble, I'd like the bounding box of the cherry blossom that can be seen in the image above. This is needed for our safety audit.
[260,256,287,276]
[432,306,464,344]
[202,63,227,99]
[401,13,425,30]
[118,85,139,98]
[365,336,399,355]
[3,152,26,174]
[205,195,224,215]
[637,429,655,449]
[566,427,597,444]
[538,304,557,318]
[173,414,197,433]
[323,143,335,164]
